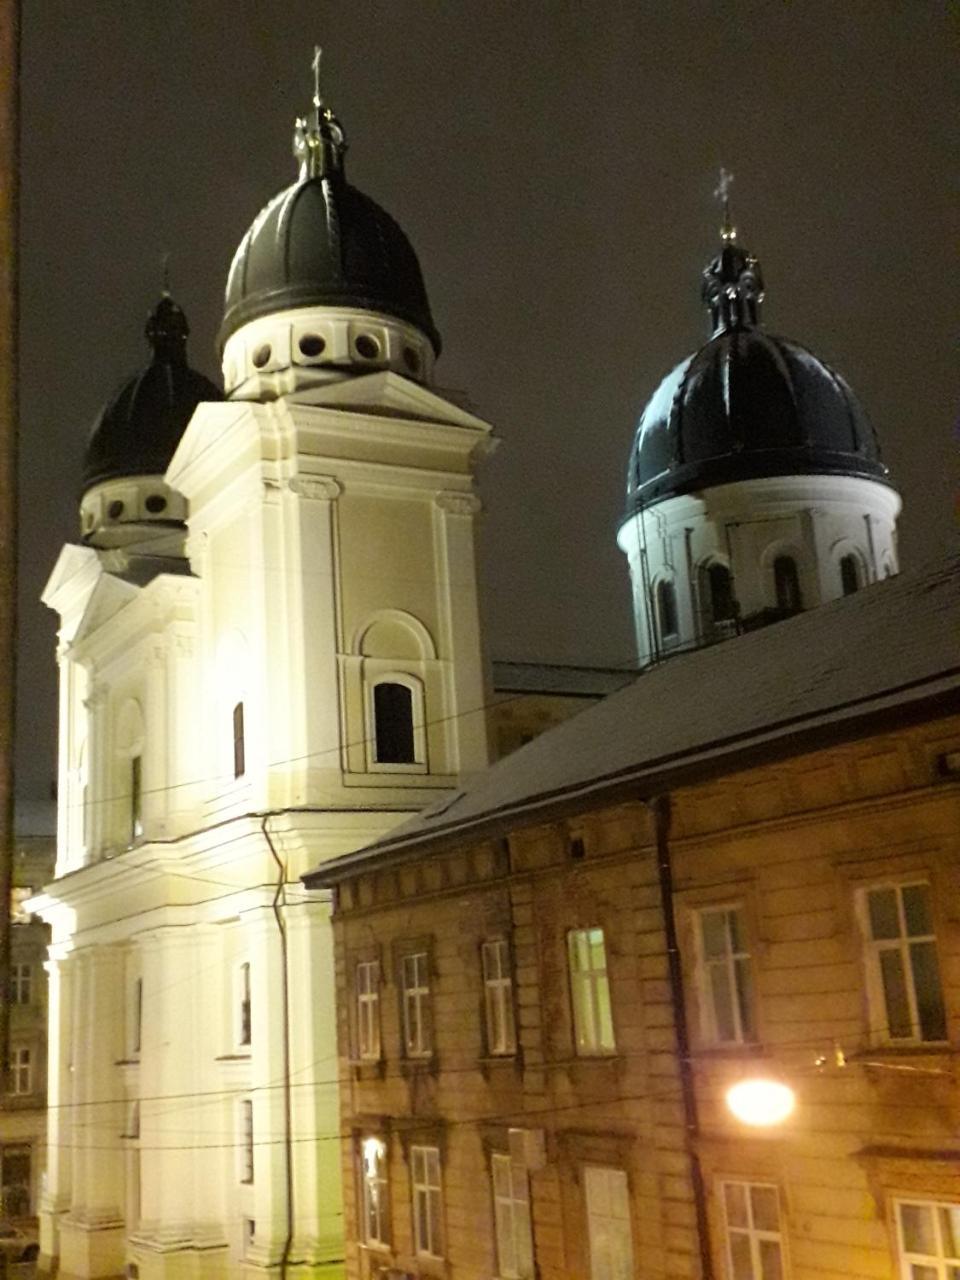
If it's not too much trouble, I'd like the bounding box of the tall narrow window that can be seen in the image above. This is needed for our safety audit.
[585,1165,634,1280]
[840,553,861,596]
[132,977,143,1056]
[698,906,754,1044]
[492,1152,534,1279]
[400,951,432,1058]
[130,754,143,842]
[373,682,416,764]
[722,1181,785,1280]
[233,701,246,779]
[9,1046,32,1096]
[567,928,615,1055]
[897,1199,960,1278]
[655,580,679,644]
[482,939,517,1056]
[240,1099,254,1183]
[238,962,251,1048]
[863,883,947,1042]
[700,562,737,632]
[10,962,31,1006]
[356,960,381,1061]
[360,1135,390,1247]
[411,1145,444,1257]
[773,555,803,613]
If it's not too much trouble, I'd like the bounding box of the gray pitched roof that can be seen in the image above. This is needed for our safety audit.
[304,553,960,886]
[491,660,634,697]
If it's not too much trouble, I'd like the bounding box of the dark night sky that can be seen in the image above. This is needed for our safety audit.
[16,1,957,800]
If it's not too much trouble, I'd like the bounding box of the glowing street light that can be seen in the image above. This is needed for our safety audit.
[725,1078,795,1127]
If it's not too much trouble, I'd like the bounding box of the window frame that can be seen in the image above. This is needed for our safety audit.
[482,938,517,1057]
[9,1045,32,1096]
[239,1098,254,1184]
[410,1143,444,1258]
[359,1134,390,1248]
[364,671,427,775]
[130,753,143,843]
[584,1163,634,1280]
[355,959,382,1062]
[695,903,755,1046]
[720,1179,787,1280]
[491,1150,534,1279]
[772,554,803,613]
[400,949,433,1059]
[10,961,32,1006]
[895,1197,960,1279]
[858,880,948,1045]
[567,927,616,1056]
[654,578,680,647]
[237,961,252,1049]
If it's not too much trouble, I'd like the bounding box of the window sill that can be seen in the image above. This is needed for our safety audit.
[399,1055,438,1078]
[215,1053,251,1062]
[350,1057,387,1082]
[691,1042,766,1059]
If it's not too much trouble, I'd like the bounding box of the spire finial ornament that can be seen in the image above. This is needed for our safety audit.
[292,46,347,181]
[161,252,171,298]
[715,167,736,242]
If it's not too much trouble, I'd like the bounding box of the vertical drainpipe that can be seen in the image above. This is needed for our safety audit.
[650,793,714,1280]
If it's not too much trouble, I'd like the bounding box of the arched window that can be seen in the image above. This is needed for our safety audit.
[373,682,416,765]
[840,554,861,596]
[700,562,737,630]
[655,580,679,643]
[773,555,803,613]
[130,754,143,842]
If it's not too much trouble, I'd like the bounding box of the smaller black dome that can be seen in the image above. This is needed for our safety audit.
[625,239,890,515]
[219,109,440,353]
[83,296,222,494]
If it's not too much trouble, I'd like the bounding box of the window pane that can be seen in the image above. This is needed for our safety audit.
[701,911,728,958]
[903,884,933,936]
[727,908,744,952]
[940,1206,960,1259]
[728,1232,754,1280]
[374,682,415,764]
[597,978,615,1051]
[910,1267,938,1280]
[759,1238,784,1280]
[710,965,736,1041]
[735,957,754,1039]
[724,1183,748,1230]
[750,1185,779,1233]
[879,949,912,1038]
[868,888,901,940]
[911,942,948,1041]
[901,1203,936,1255]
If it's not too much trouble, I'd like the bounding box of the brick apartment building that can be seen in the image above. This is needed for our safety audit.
[306,555,960,1280]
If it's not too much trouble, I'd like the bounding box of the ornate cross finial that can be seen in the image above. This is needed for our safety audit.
[312,45,323,119]
[714,167,736,242]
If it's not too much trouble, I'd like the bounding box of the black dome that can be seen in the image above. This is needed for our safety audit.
[83,296,222,494]
[219,111,440,354]
[625,241,889,515]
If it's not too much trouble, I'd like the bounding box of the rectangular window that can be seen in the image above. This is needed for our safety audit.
[233,701,246,779]
[130,754,143,842]
[401,951,432,1058]
[9,1046,32,1096]
[567,928,615,1055]
[863,883,947,1042]
[10,962,32,1005]
[482,939,517,1056]
[411,1144,443,1257]
[897,1199,960,1279]
[356,960,381,1061]
[585,1165,634,1280]
[243,1218,256,1257]
[360,1135,390,1246]
[240,1099,254,1184]
[722,1180,785,1280]
[698,905,754,1044]
[492,1151,534,1279]
[238,962,251,1047]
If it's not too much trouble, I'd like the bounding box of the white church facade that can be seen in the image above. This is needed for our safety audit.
[31,66,903,1280]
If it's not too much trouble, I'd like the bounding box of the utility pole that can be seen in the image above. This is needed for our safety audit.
[0,0,21,1090]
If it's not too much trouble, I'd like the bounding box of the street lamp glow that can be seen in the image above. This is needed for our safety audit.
[725,1078,795,1126]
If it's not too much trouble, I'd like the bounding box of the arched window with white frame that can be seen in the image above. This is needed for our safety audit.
[115,698,145,847]
[698,560,737,637]
[655,579,679,648]
[368,674,425,771]
[773,554,803,614]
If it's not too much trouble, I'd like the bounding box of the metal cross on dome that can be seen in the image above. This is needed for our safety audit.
[312,45,323,116]
[714,167,736,242]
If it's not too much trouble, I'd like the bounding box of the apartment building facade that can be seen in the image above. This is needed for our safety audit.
[307,557,960,1280]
